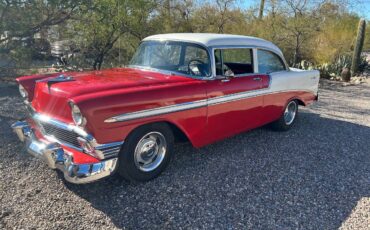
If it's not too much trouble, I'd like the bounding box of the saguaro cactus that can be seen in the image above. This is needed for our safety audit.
[351,19,366,77]
[259,0,265,20]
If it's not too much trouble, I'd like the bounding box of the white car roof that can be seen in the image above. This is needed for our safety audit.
[143,33,283,55]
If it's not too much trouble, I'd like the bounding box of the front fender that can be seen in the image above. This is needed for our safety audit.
[16,73,60,101]
[71,80,208,147]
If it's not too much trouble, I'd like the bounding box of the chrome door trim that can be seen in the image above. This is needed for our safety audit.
[104,99,208,123]
[104,89,315,123]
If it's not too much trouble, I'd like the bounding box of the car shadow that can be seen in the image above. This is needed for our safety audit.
[65,111,370,229]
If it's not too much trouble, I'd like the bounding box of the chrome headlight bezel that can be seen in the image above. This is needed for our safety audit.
[18,84,28,99]
[70,102,86,126]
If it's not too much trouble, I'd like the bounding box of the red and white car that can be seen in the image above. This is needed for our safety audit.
[12,34,319,183]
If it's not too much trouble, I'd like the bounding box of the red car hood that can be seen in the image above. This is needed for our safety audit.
[30,68,196,123]
[39,68,194,97]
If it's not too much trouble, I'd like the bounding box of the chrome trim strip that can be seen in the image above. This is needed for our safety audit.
[95,141,124,150]
[104,89,316,123]
[207,88,267,106]
[105,99,208,123]
[95,141,123,158]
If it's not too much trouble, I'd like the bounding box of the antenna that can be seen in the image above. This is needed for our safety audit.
[118,0,121,65]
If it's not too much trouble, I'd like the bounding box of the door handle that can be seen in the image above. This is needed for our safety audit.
[253,77,262,81]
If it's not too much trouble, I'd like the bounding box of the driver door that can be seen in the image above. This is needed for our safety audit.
[205,48,269,144]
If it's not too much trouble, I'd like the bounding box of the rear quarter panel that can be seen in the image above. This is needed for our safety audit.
[262,69,320,123]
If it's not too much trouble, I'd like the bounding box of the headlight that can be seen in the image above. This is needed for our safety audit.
[70,103,85,126]
[19,85,28,99]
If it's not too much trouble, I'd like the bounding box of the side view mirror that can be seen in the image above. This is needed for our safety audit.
[224,70,235,78]
[215,70,234,82]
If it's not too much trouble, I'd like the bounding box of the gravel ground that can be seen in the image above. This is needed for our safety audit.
[1,79,370,229]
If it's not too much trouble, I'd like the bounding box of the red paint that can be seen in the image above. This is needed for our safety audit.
[17,68,316,164]
[205,74,269,143]
[262,91,316,124]
[16,72,61,101]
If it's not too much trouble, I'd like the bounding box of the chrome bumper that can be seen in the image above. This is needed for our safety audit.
[11,121,118,184]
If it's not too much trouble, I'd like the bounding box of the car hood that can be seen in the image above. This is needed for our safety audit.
[30,67,197,123]
[38,68,195,97]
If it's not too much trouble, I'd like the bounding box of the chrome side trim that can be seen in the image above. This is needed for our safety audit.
[105,99,208,123]
[207,88,268,106]
[95,141,124,158]
[104,89,316,123]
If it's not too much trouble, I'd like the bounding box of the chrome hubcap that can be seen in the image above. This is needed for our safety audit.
[284,101,297,125]
[134,132,167,172]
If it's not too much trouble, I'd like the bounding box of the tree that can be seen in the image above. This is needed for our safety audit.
[71,0,157,70]
[0,0,87,50]
[280,0,322,65]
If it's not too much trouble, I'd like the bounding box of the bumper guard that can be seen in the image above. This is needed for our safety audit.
[11,121,118,184]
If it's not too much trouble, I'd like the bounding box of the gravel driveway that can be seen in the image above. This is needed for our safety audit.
[1,79,370,229]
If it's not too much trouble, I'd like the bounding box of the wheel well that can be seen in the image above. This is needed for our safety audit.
[164,122,190,143]
[128,121,190,144]
[295,99,305,106]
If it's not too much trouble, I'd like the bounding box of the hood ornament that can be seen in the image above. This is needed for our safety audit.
[46,74,75,92]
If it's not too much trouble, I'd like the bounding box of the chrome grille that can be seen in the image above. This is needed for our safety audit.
[39,121,80,147]
[96,145,121,158]
[32,113,123,158]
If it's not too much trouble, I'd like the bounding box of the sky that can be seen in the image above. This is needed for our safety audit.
[237,0,370,19]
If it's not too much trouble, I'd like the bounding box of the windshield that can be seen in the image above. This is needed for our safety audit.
[130,41,211,78]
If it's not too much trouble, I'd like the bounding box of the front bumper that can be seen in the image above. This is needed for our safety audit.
[11,121,118,184]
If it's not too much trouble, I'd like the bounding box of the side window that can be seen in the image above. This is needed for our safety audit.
[184,45,210,77]
[184,46,209,65]
[214,48,254,75]
[257,50,286,73]
[214,49,223,75]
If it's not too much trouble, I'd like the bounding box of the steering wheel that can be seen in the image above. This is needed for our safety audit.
[188,59,206,76]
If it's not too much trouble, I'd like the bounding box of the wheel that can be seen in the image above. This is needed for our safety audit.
[269,100,299,131]
[117,123,174,182]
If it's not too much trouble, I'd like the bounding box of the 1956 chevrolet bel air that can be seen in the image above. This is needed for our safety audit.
[12,33,320,183]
